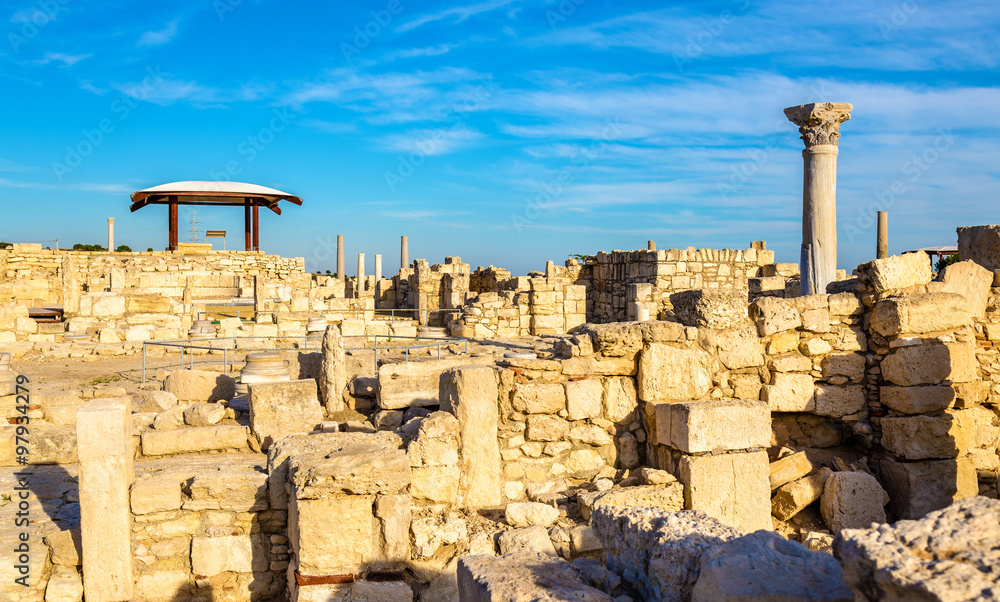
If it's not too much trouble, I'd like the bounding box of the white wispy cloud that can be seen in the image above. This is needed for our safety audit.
[397,0,519,32]
[384,44,459,61]
[138,19,180,47]
[382,126,483,156]
[111,77,269,107]
[24,52,92,67]
[0,178,131,193]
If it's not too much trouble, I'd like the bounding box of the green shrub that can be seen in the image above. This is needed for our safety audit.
[936,254,960,272]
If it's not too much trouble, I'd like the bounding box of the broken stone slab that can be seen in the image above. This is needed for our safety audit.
[577,483,684,521]
[813,384,866,418]
[377,357,492,410]
[876,455,978,520]
[936,261,992,318]
[872,293,971,338]
[715,323,765,370]
[248,378,324,450]
[762,372,815,412]
[138,390,178,413]
[856,252,932,292]
[677,450,772,532]
[293,494,376,576]
[288,431,409,498]
[771,468,832,521]
[770,451,816,490]
[670,289,749,329]
[879,342,978,386]
[496,526,558,556]
[958,224,1000,271]
[880,385,955,414]
[820,471,888,533]
[44,528,81,566]
[692,530,853,601]
[140,425,249,456]
[591,506,742,602]
[131,476,182,514]
[565,379,603,420]
[186,466,268,512]
[163,369,235,402]
[505,502,559,528]
[880,411,977,460]
[637,343,712,402]
[750,296,801,336]
[655,399,770,453]
[458,553,614,602]
[834,496,1000,601]
[182,402,225,427]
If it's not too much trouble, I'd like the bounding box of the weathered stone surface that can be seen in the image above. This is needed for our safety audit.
[772,468,832,521]
[44,565,84,602]
[678,450,771,532]
[692,531,852,602]
[670,289,748,329]
[762,373,815,412]
[377,357,490,410]
[770,352,812,373]
[525,414,570,442]
[637,343,712,402]
[497,526,557,556]
[26,425,78,464]
[603,376,637,423]
[563,449,605,476]
[770,451,816,490]
[820,472,888,533]
[412,516,468,557]
[139,390,178,413]
[821,353,865,381]
[716,323,764,369]
[829,292,862,316]
[872,293,971,337]
[320,323,347,412]
[800,337,833,357]
[512,382,566,414]
[880,342,977,386]
[857,252,932,292]
[592,506,742,602]
[182,402,225,427]
[835,496,1000,601]
[375,493,411,564]
[350,581,413,602]
[289,432,410,497]
[580,322,643,357]
[44,529,81,566]
[293,494,375,575]
[877,456,979,520]
[814,384,866,418]
[881,411,976,460]
[578,483,683,521]
[936,261,993,318]
[750,296,801,336]
[458,553,613,602]
[505,502,559,528]
[564,379,602,420]
[191,535,253,576]
[881,386,956,414]
[569,424,613,446]
[570,526,603,555]
[440,365,502,508]
[656,400,769,453]
[410,465,460,504]
[131,476,181,514]
[248,379,323,450]
[772,414,843,449]
[958,224,1000,271]
[163,369,235,402]
[186,465,268,512]
[141,425,248,456]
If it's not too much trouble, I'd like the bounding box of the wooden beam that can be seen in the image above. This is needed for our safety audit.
[168,197,178,250]
[252,203,260,252]
[244,198,252,252]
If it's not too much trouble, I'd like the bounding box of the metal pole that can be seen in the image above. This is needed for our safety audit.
[142,344,147,383]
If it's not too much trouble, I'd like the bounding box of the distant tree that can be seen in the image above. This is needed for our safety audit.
[936,254,960,272]
[147,247,154,252]
[0,242,11,249]
[325,270,332,275]
[72,243,106,251]
[115,244,132,252]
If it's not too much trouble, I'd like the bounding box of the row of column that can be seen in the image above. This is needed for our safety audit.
[333,235,409,282]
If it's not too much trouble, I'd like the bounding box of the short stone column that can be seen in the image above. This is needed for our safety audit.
[374,254,383,281]
[647,240,656,251]
[320,324,347,413]
[877,211,888,259]
[400,235,409,271]
[441,366,502,508]
[106,217,115,251]
[336,234,345,283]
[76,398,133,601]
[784,102,853,295]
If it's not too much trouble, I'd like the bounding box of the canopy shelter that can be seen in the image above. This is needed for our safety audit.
[129,181,302,251]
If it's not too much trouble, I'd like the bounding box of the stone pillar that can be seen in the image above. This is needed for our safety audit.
[106,217,115,251]
[877,211,888,259]
[374,254,382,281]
[784,102,852,296]
[76,398,133,601]
[336,234,345,284]
[648,240,656,251]
[61,255,80,316]
[400,235,409,271]
[357,253,365,297]
[320,324,346,413]
[441,366,502,508]
[254,275,271,323]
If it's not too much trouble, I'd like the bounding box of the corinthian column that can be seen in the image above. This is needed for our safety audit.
[784,102,852,296]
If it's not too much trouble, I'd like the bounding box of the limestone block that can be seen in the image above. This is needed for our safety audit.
[44,529,81,567]
[800,337,833,356]
[410,465,460,503]
[139,390,178,413]
[872,293,971,337]
[800,308,831,333]
[828,292,862,316]
[126,293,172,313]
[248,379,323,450]
[525,415,569,441]
[141,425,248,455]
[878,456,979,520]
[750,297,800,336]
[90,293,126,317]
[880,342,977,386]
[638,343,712,402]
[770,352,811,373]
[936,259,993,318]
[569,424,613,446]
[131,476,181,514]
[762,373,815,412]
[320,323,347,413]
[163,369,236,402]
[603,376,637,423]
[440,365,502,508]
[958,224,1000,270]
[350,581,413,602]
[458,553,613,602]
[857,252,932,292]
[656,400,769,453]
[133,570,189,601]
[693,532,852,602]
[563,449,605,475]
[564,379,602,420]
[187,467,268,511]
[578,483,683,521]
[375,494,411,564]
[293,494,375,575]
[191,535,253,576]
[670,289,748,329]
[411,516,468,557]
[152,405,186,430]
[835,496,1000,601]
[814,385,866,418]
[377,357,490,410]
[44,566,84,602]
[289,433,410,498]
[496,527,558,556]
[183,402,225,427]
[771,414,843,449]
[570,526,603,555]
[512,382,566,414]
[677,450,771,532]
[821,353,865,381]
[340,319,365,337]
[769,451,816,490]
[715,324,764,370]
[820,472,887,533]
[883,386,959,415]
[881,411,976,460]
[771,468,832,521]
[505,502,560,528]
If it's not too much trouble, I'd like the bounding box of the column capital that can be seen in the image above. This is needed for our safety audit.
[784,102,853,147]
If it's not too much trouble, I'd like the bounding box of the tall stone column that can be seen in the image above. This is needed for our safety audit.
[877,211,888,259]
[106,217,115,251]
[784,102,852,296]
[357,252,365,285]
[320,324,346,413]
[400,235,409,271]
[375,254,383,281]
[336,234,345,283]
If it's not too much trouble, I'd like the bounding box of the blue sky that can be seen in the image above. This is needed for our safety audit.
[1,0,998,276]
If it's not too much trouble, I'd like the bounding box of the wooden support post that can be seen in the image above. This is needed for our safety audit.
[244,198,252,252]
[168,197,179,250]
[253,202,260,252]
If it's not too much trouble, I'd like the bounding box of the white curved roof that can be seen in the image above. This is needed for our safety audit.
[129,181,302,213]
[134,181,296,198]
